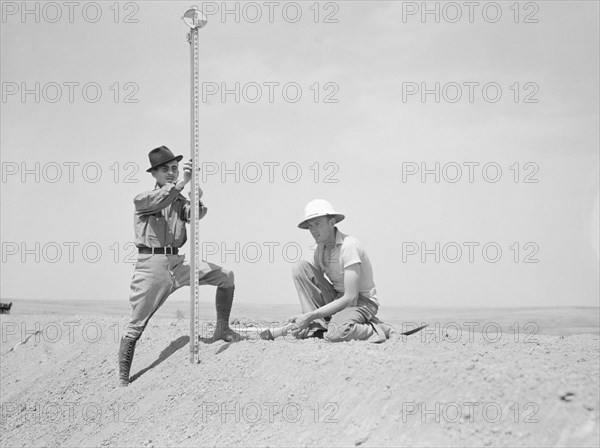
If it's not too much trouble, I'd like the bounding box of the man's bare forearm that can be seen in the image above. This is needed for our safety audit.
[309,294,357,321]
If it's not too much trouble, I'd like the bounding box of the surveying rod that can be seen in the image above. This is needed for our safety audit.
[182,6,207,364]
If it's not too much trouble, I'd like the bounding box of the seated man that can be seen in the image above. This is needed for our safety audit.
[263,199,393,342]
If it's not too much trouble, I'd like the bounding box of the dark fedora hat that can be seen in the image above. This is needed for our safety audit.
[146,146,183,172]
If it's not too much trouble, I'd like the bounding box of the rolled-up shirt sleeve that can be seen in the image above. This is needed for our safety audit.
[134,184,181,215]
[341,243,362,268]
[182,201,208,223]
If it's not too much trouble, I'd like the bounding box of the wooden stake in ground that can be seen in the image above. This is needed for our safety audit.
[182,6,207,364]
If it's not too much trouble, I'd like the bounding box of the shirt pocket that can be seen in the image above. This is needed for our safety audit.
[146,214,167,245]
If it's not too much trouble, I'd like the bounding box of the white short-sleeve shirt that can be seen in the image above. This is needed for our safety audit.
[314,228,379,307]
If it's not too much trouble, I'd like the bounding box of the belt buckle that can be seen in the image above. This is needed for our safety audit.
[165,246,173,255]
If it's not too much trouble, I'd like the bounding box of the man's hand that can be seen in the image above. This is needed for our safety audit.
[288,312,314,332]
[177,159,200,192]
[181,159,205,198]
[182,159,193,184]
[187,188,204,200]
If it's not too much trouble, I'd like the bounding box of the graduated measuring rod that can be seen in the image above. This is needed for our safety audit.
[182,6,207,364]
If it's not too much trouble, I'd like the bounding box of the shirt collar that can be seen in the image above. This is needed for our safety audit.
[320,227,345,250]
[335,228,345,245]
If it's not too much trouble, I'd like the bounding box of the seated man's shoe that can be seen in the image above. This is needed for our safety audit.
[311,329,325,339]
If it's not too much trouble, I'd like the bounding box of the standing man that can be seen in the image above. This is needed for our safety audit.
[118,145,240,387]
[276,199,393,342]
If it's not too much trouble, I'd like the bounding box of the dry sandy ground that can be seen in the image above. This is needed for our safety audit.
[0,303,599,447]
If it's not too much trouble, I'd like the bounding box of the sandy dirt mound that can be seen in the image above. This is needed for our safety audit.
[1,314,599,447]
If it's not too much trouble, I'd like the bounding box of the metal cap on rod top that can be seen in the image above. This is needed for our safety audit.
[182,6,207,29]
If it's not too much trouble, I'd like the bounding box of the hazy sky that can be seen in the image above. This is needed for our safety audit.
[1,1,598,307]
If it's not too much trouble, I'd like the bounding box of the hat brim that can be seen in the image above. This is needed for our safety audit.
[298,213,345,229]
[146,155,184,172]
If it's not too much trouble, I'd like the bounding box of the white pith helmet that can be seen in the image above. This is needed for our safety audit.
[298,199,345,229]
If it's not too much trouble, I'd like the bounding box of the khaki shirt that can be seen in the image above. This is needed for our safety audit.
[133,183,207,248]
[314,228,379,306]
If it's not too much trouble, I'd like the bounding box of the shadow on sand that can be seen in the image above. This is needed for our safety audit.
[198,334,246,355]
[130,335,189,383]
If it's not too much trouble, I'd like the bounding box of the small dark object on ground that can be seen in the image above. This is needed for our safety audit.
[0,302,13,314]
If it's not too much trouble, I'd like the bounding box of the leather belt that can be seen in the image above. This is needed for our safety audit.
[138,247,179,255]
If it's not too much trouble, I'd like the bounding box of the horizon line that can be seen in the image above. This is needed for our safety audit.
[1,297,598,310]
